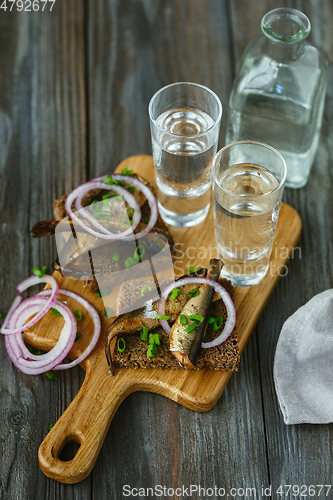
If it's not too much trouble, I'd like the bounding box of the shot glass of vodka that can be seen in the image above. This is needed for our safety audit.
[149,82,222,227]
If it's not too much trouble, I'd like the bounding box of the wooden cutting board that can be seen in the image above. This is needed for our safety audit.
[25,155,302,484]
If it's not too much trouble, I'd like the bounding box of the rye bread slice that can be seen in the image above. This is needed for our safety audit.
[113,279,239,371]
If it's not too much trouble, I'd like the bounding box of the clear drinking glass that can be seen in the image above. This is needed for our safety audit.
[149,82,222,227]
[212,141,286,287]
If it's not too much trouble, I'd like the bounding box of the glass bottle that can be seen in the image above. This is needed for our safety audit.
[226,8,328,189]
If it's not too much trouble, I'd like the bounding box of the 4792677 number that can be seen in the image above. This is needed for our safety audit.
[0,0,56,11]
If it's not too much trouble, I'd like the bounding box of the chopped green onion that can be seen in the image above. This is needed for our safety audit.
[180,314,187,325]
[75,332,81,341]
[140,326,148,341]
[51,308,62,317]
[188,314,204,323]
[117,337,126,353]
[133,245,145,262]
[45,372,56,380]
[147,343,159,358]
[208,317,216,324]
[48,424,54,430]
[104,175,113,185]
[121,220,133,228]
[101,288,110,297]
[188,289,200,298]
[94,211,111,220]
[104,307,113,318]
[141,285,152,297]
[185,323,199,334]
[155,314,169,320]
[73,310,83,322]
[91,200,99,210]
[153,333,160,346]
[157,242,166,251]
[0,312,3,318]
[114,180,125,187]
[127,186,135,194]
[213,315,223,332]
[143,217,149,224]
[95,291,102,298]
[112,252,120,262]
[125,257,137,268]
[102,194,111,207]
[33,266,47,278]
[188,266,199,273]
[29,346,41,355]
[121,168,134,175]
[170,288,181,300]
[127,207,135,220]
[149,333,155,345]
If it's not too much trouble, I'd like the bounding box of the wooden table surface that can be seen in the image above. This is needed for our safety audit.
[0,1,332,499]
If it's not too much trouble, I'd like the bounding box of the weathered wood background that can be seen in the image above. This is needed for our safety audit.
[0,0,332,499]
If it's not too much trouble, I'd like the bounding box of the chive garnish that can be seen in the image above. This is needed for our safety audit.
[73,310,83,322]
[33,266,47,278]
[188,266,199,273]
[101,288,110,297]
[102,194,110,207]
[184,323,199,334]
[208,317,216,324]
[153,333,160,346]
[117,337,126,353]
[180,314,187,325]
[0,312,3,318]
[147,343,159,358]
[213,315,223,332]
[155,314,169,320]
[114,180,125,187]
[45,372,56,380]
[157,242,166,251]
[127,186,135,194]
[48,424,54,430]
[133,245,145,262]
[29,346,41,355]
[141,285,152,297]
[149,333,155,345]
[51,308,62,317]
[125,257,137,268]
[143,217,149,224]
[75,332,81,341]
[127,207,135,220]
[140,326,148,341]
[122,220,132,228]
[112,252,120,262]
[104,175,113,185]
[188,314,204,323]
[170,288,181,300]
[94,211,111,220]
[91,200,99,208]
[95,291,102,298]
[188,289,200,298]
[121,168,134,175]
[104,307,113,318]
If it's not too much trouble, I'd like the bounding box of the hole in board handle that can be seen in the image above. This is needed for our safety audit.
[52,433,82,462]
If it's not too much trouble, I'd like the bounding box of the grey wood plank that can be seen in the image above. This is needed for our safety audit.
[87,1,269,498]
[0,2,90,499]
[229,0,333,496]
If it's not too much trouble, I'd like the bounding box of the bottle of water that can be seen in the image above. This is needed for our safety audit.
[226,8,328,189]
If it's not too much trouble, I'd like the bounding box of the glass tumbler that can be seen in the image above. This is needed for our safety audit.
[212,141,286,287]
[149,82,222,227]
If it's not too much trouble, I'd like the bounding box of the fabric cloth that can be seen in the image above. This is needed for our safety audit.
[274,289,333,425]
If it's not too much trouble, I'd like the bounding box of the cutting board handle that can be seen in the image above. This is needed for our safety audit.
[38,346,132,484]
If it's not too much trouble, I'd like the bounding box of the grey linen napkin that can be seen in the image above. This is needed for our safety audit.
[274,289,333,425]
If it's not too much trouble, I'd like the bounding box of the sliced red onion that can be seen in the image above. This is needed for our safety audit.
[157,277,236,348]
[65,174,158,241]
[5,297,76,375]
[65,180,140,239]
[37,288,101,370]
[0,275,59,335]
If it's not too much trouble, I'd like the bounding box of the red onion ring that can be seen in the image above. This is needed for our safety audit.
[65,180,140,239]
[0,275,59,335]
[157,277,236,348]
[5,297,76,374]
[37,288,101,370]
[65,174,158,241]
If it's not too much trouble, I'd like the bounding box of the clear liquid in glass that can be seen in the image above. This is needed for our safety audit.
[214,163,280,286]
[152,108,217,227]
